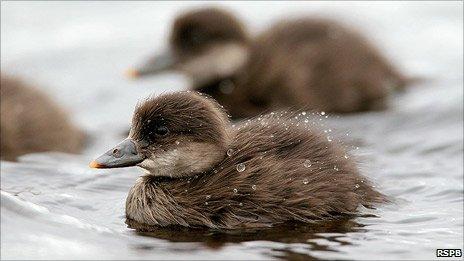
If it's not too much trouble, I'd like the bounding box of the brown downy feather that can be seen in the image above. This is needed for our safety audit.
[0,74,85,161]
[120,92,385,231]
[225,18,408,118]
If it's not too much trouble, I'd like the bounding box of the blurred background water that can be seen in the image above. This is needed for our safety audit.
[1,1,463,260]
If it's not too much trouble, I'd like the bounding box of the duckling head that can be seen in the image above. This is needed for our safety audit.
[90,91,231,178]
[127,8,249,87]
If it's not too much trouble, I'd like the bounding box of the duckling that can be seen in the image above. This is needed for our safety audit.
[129,8,407,118]
[90,91,384,230]
[1,74,85,161]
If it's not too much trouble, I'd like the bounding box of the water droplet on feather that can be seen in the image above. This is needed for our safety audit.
[236,163,246,172]
[304,160,312,168]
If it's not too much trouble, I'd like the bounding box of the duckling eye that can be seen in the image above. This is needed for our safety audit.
[154,126,169,136]
[190,32,204,44]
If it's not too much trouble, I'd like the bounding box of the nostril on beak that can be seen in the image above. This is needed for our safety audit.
[90,139,144,169]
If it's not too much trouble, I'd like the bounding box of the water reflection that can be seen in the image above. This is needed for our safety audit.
[133,219,366,259]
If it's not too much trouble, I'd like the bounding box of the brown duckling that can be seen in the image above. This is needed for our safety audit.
[1,74,85,161]
[90,91,384,230]
[129,8,407,118]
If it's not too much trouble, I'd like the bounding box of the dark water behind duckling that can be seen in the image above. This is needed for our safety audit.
[1,2,463,260]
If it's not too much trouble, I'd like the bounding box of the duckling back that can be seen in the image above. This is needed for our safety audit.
[191,114,384,227]
[1,75,85,160]
[228,18,407,117]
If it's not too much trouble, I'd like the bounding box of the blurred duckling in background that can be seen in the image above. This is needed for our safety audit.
[90,91,384,230]
[128,8,408,118]
[1,75,85,161]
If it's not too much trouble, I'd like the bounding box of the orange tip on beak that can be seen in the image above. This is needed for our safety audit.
[89,160,103,169]
[126,69,139,79]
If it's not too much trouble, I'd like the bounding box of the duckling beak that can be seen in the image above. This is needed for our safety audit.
[126,50,177,79]
[89,139,145,169]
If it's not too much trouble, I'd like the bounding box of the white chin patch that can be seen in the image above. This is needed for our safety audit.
[137,142,223,177]
[180,43,249,88]
[138,150,180,178]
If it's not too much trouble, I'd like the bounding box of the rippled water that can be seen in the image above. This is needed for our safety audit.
[1,2,463,260]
